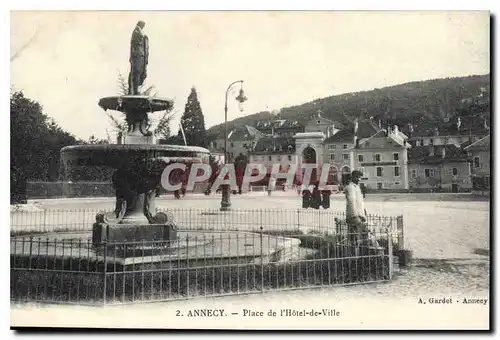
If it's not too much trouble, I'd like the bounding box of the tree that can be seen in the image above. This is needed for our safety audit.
[106,72,174,140]
[10,91,77,203]
[85,135,110,145]
[178,87,207,147]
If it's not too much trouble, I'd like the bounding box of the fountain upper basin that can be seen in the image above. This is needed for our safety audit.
[60,144,210,182]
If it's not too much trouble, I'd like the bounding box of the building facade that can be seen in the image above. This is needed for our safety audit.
[210,125,264,162]
[248,136,298,184]
[464,135,490,195]
[407,145,471,192]
[351,129,411,191]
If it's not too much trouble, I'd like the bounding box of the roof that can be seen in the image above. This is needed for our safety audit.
[358,121,382,137]
[324,129,354,143]
[225,125,265,141]
[409,115,490,138]
[408,145,468,164]
[464,134,490,150]
[251,136,296,154]
[324,120,381,143]
[255,119,301,129]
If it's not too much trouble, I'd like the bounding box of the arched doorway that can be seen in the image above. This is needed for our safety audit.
[329,166,339,185]
[341,166,351,185]
[302,146,317,183]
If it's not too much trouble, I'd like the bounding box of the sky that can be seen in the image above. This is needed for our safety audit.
[10,11,490,140]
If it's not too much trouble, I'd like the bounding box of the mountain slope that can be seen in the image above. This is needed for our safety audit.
[206,74,490,138]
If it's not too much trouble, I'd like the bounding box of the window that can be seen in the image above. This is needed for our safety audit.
[377,183,383,190]
[268,156,272,161]
[393,153,399,161]
[375,154,381,162]
[277,155,281,161]
[261,156,265,161]
[474,156,480,168]
[343,144,348,149]
[429,139,434,146]
[327,144,337,150]
[342,153,349,161]
[358,154,364,163]
[288,155,292,161]
[444,137,449,145]
[330,154,335,161]
[394,166,400,177]
[376,167,383,177]
[424,169,435,178]
[230,142,234,148]
[411,169,417,178]
[452,168,458,176]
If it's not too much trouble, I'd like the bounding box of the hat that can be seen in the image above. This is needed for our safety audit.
[351,170,363,178]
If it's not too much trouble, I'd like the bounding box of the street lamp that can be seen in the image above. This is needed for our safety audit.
[220,80,247,211]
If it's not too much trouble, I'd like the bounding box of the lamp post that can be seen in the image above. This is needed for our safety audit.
[220,80,247,211]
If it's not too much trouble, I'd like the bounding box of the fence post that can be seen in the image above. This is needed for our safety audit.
[260,210,264,293]
[103,240,107,306]
[43,209,46,232]
[396,215,404,250]
[387,227,393,280]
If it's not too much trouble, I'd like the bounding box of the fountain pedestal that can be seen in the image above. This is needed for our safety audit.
[92,223,178,245]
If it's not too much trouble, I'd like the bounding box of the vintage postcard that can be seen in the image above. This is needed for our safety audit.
[10,10,491,331]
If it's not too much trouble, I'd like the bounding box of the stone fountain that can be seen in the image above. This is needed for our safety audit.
[60,20,212,248]
[11,23,302,302]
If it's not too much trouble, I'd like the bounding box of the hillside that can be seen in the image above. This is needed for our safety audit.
[206,74,490,138]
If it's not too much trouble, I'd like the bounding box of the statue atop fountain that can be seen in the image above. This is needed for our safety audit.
[128,20,149,96]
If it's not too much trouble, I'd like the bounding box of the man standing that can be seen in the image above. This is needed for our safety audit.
[344,170,379,250]
[128,20,149,95]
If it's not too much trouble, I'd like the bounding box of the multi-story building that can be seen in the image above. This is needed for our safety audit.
[248,136,298,184]
[322,120,386,186]
[407,144,471,192]
[464,134,490,195]
[351,127,411,191]
[209,125,264,162]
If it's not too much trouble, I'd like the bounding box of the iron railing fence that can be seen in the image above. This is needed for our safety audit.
[10,208,403,250]
[11,225,393,306]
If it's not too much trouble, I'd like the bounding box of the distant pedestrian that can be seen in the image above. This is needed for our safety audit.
[268,175,277,196]
[310,182,322,209]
